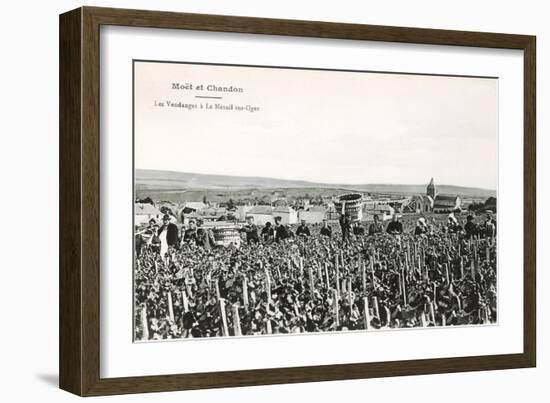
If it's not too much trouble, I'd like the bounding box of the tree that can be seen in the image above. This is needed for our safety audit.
[202,195,208,205]
[468,202,485,212]
[136,196,154,205]
[484,196,497,213]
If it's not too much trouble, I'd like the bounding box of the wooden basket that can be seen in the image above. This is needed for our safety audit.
[333,193,363,222]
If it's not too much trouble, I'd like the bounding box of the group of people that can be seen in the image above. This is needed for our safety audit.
[134,207,498,340]
[135,215,215,257]
[136,207,497,259]
[413,212,496,238]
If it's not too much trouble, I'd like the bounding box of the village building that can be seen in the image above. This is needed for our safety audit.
[402,195,434,213]
[273,205,298,225]
[181,201,208,213]
[135,203,162,225]
[298,206,327,223]
[424,177,462,213]
[433,194,462,213]
[179,203,238,226]
[246,205,274,226]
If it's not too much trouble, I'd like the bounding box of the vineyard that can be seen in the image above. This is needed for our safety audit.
[134,214,497,340]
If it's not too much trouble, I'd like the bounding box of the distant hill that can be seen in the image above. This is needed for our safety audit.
[347,184,496,198]
[136,169,496,198]
[136,169,323,191]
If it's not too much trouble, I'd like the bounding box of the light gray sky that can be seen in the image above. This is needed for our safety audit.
[134,61,497,190]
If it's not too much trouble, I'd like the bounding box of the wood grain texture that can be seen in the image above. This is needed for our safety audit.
[81,6,102,396]
[59,6,537,396]
[59,8,82,396]
[523,38,536,367]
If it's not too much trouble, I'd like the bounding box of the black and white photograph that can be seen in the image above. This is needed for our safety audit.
[0,0,542,399]
[133,60,498,341]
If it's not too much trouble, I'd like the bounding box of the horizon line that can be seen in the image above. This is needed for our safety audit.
[135,168,497,192]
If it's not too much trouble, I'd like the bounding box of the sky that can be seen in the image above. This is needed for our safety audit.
[134,61,498,190]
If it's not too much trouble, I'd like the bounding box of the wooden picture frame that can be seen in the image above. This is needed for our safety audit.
[59,6,536,396]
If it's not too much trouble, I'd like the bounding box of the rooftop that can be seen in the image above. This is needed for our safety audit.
[248,205,273,215]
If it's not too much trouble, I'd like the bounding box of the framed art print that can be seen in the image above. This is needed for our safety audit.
[59,6,536,396]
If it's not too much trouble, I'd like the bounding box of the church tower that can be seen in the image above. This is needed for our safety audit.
[426,177,437,200]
